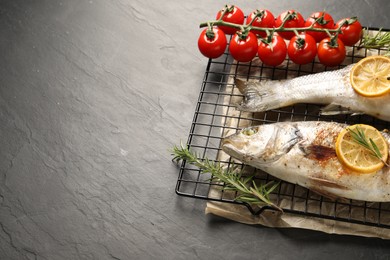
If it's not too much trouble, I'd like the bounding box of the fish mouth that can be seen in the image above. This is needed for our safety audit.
[221,138,245,161]
[221,127,262,161]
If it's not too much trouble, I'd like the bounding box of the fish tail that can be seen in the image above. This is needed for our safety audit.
[235,79,290,112]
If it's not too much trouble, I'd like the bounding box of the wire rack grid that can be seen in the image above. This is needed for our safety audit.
[175,28,390,229]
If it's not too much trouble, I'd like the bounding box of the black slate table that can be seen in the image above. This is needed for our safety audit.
[1,0,390,259]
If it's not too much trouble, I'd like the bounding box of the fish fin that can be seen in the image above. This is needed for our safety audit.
[307,187,339,201]
[320,103,361,116]
[308,176,348,200]
[308,176,349,190]
[235,78,247,94]
[307,176,350,200]
[235,78,289,112]
[351,112,365,116]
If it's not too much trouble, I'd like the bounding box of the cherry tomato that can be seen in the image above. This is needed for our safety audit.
[304,12,334,42]
[229,32,258,62]
[245,9,275,38]
[216,5,245,35]
[288,34,317,65]
[197,28,227,59]
[317,37,346,66]
[275,10,305,40]
[257,35,287,66]
[335,18,363,46]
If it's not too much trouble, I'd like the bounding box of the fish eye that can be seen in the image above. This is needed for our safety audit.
[241,127,257,136]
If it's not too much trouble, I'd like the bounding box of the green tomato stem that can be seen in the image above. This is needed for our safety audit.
[280,11,295,28]
[217,4,233,22]
[248,9,265,27]
[205,22,215,39]
[199,19,345,35]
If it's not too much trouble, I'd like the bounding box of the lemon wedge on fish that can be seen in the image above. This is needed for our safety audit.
[350,55,390,97]
[335,124,388,173]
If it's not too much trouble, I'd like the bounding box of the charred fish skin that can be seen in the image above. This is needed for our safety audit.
[235,65,390,122]
[222,121,390,202]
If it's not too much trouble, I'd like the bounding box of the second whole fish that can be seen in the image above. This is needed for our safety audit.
[235,64,390,122]
[222,121,390,202]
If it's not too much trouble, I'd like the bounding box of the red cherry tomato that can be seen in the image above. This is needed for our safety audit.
[288,34,317,65]
[317,37,346,67]
[229,32,258,62]
[197,28,227,59]
[335,18,363,46]
[275,10,305,40]
[304,12,334,42]
[216,5,245,35]
[245,9,275,38]
[257,35,287,66]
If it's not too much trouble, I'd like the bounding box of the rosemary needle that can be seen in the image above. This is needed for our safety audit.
[347,126,390,167]
[359,28,390,56]
[171,143,282,211]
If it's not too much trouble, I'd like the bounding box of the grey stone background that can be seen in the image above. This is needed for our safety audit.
[1,0,390,259]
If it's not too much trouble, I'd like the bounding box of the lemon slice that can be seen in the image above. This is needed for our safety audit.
[350,55,390,97]
[335,124,388,173]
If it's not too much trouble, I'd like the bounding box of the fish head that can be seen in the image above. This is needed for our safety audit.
[222,123,302,164]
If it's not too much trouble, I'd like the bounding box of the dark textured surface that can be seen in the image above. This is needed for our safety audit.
[1,0,390,259]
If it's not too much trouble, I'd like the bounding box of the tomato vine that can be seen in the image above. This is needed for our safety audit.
[198,5,363,66]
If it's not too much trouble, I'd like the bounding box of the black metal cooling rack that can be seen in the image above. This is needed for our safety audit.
[175,28,390,229]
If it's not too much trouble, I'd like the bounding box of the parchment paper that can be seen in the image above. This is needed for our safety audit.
[205,36,390,239]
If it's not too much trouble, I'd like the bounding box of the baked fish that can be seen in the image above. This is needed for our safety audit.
[222,121,390,202]
[235,64,390,122]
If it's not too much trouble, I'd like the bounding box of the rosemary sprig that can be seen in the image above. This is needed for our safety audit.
[347,126,390,167]
[359,28,390,56]
[172,143,282,211]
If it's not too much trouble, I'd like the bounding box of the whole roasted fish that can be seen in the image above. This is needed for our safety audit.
[235,64,390,122]
[222,121,390,202]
